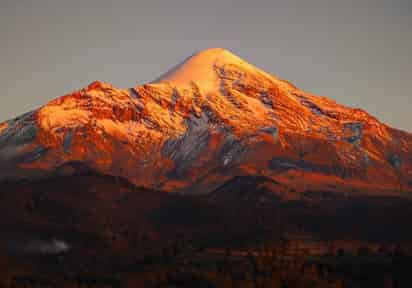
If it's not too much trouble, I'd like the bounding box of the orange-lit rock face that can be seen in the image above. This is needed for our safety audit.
[0,48,411,195]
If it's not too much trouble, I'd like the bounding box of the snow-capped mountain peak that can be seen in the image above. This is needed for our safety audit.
[0,48,411,196]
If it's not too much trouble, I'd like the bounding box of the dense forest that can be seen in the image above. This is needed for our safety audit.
[1,172,412,287]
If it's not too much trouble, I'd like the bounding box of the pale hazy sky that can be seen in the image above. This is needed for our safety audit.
[1,0,411,131]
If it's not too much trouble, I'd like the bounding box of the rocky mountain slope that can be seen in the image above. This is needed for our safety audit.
[0,48,411,196]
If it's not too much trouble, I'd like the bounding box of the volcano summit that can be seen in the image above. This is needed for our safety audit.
[0,48,411,197]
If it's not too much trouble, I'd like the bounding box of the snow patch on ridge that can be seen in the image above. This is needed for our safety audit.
[343,122,363,144]
[162,112,211,177]
[0,111,38,147]
[18,146,49,163]
[63,131,72,154]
